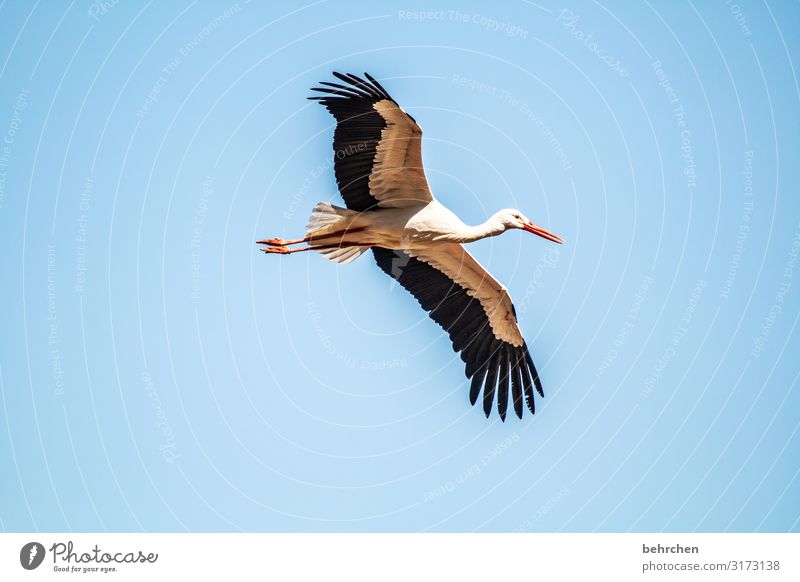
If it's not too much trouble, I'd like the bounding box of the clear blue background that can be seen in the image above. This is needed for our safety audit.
[0,0,798,532]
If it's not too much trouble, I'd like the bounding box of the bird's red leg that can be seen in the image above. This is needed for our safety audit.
[261,245,310,255]
[260,241,375,255]
[257,227,366,247]
[257,237,300,246]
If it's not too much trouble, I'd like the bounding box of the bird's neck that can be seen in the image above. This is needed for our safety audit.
[456,218,505,243]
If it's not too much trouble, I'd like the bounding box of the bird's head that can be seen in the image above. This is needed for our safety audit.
[494,209,563,244]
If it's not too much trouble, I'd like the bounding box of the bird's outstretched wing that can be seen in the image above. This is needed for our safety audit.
[372,244,543,420]
[309,72,433,212]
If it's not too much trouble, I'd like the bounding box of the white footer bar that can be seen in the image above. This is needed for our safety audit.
[1,533,798,581]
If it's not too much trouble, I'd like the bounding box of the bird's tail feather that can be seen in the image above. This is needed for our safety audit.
[306,202,367,265]
[315,245,367,264]
[305,202,348,236]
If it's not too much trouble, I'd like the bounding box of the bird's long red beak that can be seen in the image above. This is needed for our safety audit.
[523,221,563,244]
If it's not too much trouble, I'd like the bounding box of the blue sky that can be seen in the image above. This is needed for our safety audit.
[0,0,798,532]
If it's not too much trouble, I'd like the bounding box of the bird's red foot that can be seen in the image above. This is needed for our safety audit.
[257,237,289,246]
[261,246,289,254]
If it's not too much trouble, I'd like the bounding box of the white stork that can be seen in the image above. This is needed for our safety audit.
[259,72,563,420]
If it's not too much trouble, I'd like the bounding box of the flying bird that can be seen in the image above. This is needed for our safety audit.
[259,72,562,420]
